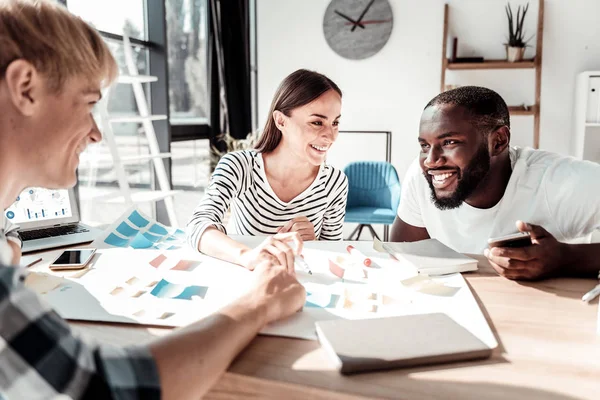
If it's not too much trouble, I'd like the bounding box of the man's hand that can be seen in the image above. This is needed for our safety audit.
[247,261,306,325]
[238,232,303,274]
[484,220,567,281]
[277,216,316,241]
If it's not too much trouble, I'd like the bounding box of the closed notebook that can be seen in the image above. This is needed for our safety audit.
[316,313,494,375]
[381,239,477,275]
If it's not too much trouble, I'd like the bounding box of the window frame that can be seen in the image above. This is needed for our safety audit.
[165,0,212,141]
[63,0,176,224]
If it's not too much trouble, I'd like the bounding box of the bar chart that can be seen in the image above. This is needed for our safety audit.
[5,188,72,224]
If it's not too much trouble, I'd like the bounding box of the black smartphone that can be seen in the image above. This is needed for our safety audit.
[487,232,532,248]
[49,249,96,270]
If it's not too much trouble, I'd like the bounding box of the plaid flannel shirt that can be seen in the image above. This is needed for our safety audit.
[0,264,161,399]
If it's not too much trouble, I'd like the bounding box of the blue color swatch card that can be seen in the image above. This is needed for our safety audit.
[93,207,187,250]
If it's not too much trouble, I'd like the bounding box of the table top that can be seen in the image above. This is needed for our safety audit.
[51,246,598,400]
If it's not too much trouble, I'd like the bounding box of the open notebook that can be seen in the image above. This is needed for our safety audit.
[376,239,478,275]
[316,313,494,374]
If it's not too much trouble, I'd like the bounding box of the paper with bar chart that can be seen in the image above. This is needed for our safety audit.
[92,207,186,250]
[36,240,497,348]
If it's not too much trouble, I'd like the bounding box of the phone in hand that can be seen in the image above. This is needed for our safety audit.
[49,249,96,271]
[487,232,532,248]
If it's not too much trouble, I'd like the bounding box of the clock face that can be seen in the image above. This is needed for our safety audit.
[323,0,394,60]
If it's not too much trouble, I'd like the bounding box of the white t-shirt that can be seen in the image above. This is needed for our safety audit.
[398,147,600,254]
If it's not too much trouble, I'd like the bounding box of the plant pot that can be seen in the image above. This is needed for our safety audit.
[506,46,526,62]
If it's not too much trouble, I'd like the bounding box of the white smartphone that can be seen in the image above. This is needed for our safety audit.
[49,249,97,271]
[487,232,532,248]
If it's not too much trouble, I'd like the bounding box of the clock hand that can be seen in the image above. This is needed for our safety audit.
[344,19,392,26]
[352,0,375,32]
[334,10,365,29]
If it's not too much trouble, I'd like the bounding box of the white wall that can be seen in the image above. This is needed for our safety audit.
[257,0,600,178]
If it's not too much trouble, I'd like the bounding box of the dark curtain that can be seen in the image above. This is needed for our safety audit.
[209,0,252,141]
[207,0,225,159]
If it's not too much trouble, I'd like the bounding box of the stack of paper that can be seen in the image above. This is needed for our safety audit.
[376,239,478,275]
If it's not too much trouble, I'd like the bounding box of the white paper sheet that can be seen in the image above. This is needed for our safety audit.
[39,238,498,349]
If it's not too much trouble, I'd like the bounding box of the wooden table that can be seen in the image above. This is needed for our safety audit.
[67,253,600,400]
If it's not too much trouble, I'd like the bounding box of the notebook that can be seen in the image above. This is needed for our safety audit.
[315,313,494,375]
[5,186,100,253]
[379,239,478,275]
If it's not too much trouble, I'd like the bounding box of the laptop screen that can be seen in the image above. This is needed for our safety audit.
[5,188,79,229]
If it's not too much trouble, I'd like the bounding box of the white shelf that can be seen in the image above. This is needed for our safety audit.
[574,71,600,163]
[109,114,167,123]
[117,74,158,84]
[80,152,172,167]
[121,153,172,163]
[92,189,181,204]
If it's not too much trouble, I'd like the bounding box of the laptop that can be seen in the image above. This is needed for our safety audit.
[5,186,100,253]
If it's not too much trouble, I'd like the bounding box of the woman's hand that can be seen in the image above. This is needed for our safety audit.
[277,217,316,241]
[238,232,303,274]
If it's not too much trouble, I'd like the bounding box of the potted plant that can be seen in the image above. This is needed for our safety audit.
[504,2,533,62]
[209,130,260,172]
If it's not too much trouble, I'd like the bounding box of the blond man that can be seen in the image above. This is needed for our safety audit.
[0,1,305,398]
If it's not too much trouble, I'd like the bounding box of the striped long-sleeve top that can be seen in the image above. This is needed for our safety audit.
[187,150,348,250]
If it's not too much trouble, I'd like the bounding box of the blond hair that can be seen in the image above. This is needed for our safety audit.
[0,0,117,91]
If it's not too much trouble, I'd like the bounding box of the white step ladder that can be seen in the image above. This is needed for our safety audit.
[93,35,180,227]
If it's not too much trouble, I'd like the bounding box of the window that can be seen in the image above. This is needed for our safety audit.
[65,0,147,40]
[77,39,155,225]
[166,0,210,129]
[65,0,172,225]
[63,0,212,226]
[105,39,150,122]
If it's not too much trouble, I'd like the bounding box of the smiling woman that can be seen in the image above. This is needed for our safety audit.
[187,69,349,273]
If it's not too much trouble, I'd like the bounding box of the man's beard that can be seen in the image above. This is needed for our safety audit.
[424,144,491,210]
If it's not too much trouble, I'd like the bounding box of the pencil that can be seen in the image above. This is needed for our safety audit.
[294,256,312,275]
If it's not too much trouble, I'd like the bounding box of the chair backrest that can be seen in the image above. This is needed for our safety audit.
[343,161,401,211]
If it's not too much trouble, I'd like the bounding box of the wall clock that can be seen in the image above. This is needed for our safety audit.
[323,0,394,60]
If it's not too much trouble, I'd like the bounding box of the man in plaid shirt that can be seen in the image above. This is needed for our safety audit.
[0,1,306,398]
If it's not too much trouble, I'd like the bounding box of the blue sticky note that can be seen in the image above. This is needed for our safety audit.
[104,233,131,248]
[128,210,149,228]
[142,232,163,243]
[116,222,139,237]
[304,293,340,309]
[148,224,168,235]
[130,232,154,249]
[174,229,186,238]
[150,279,208,300]
[176,285,208,300]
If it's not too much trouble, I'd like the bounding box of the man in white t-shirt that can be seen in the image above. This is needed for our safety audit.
[391,86,600,280]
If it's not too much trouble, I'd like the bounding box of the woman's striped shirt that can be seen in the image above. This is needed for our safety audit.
[186,150,348,249]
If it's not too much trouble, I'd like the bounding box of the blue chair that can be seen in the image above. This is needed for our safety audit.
[343,161,401,241]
